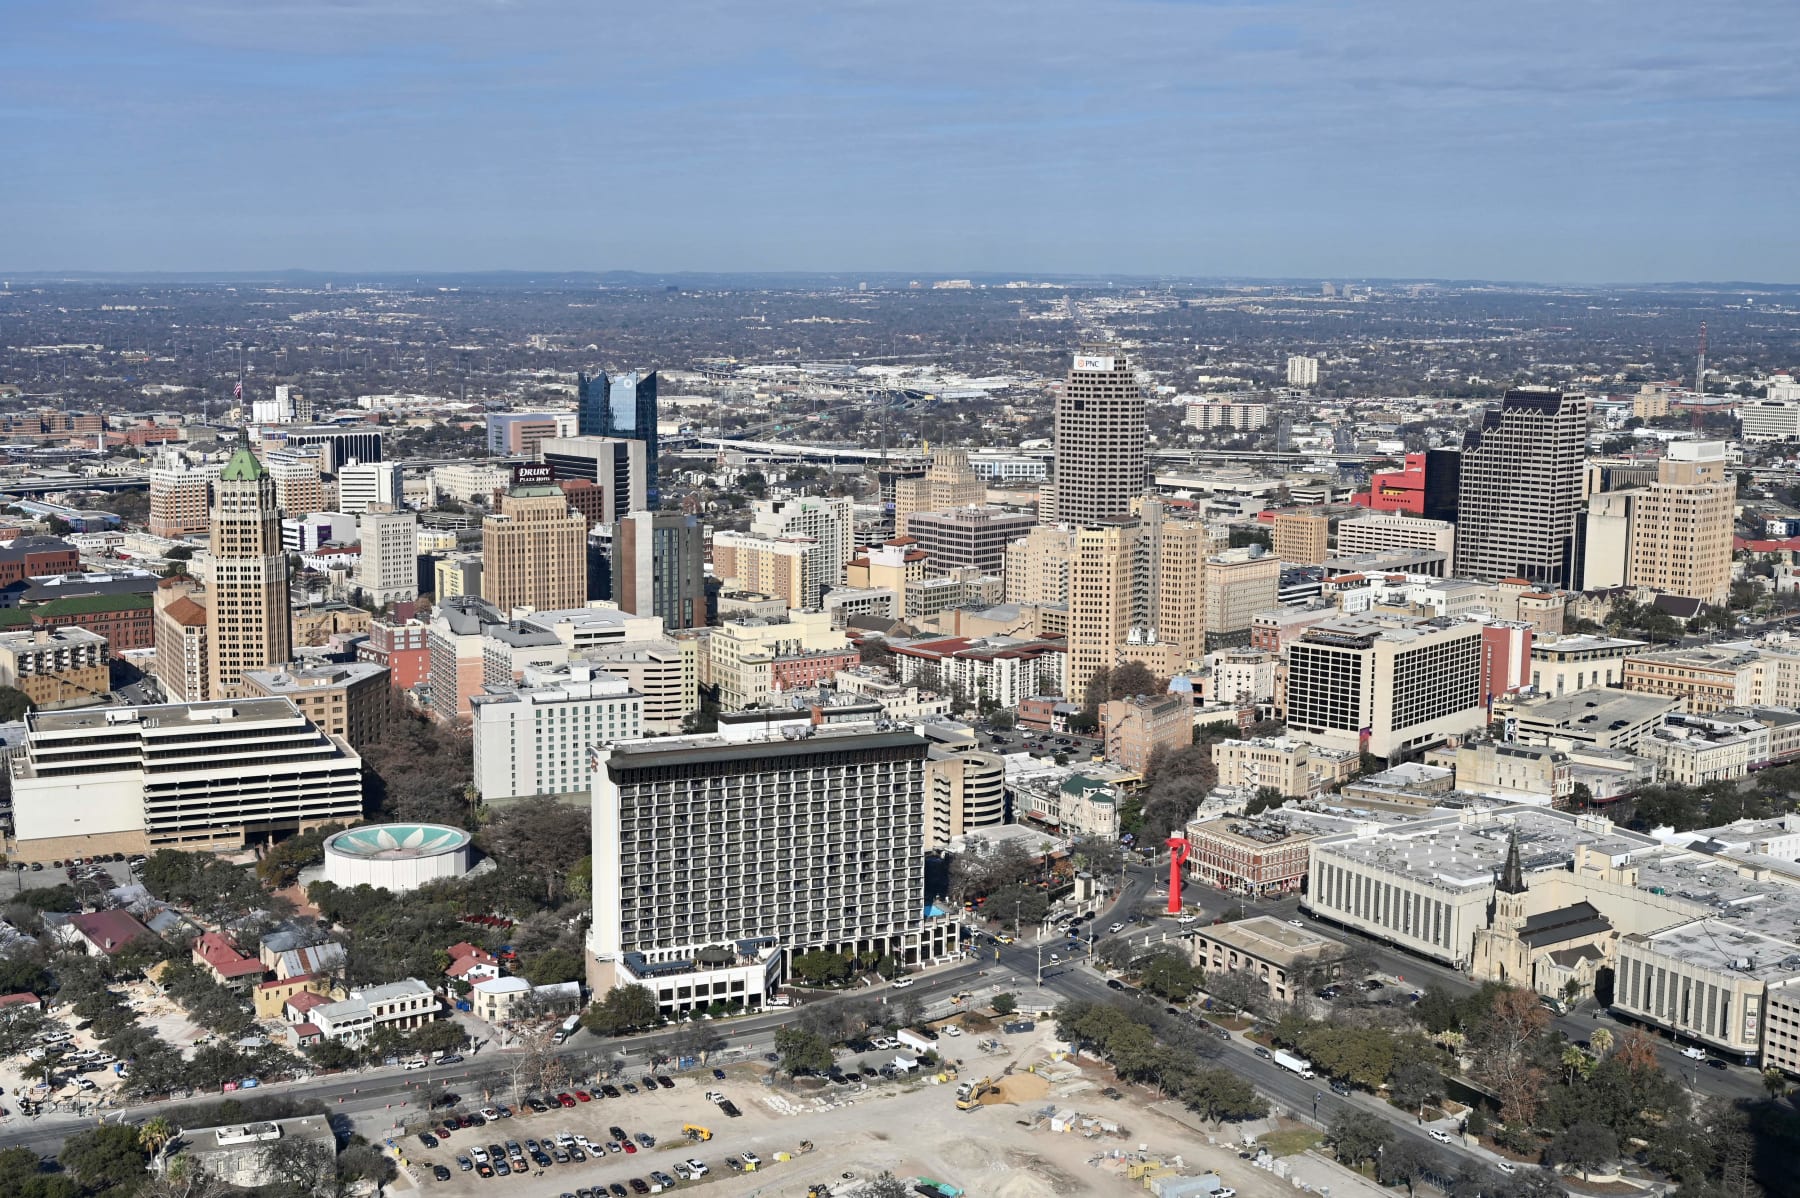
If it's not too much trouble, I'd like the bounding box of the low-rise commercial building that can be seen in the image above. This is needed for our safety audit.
[1624,643,1761,714]
[0,627,109,709]
[1183,818,1316,896]
[1529,634,1645,696]
[1210,736,1358,798]
[287,978,438,1045]
[1187,916,1345,1003]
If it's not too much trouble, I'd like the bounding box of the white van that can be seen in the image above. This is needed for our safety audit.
[765,994,792,1007]
[1681,1046,1708,1061]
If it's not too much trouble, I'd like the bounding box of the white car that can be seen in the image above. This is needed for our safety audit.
[1495,1162,1517,1175]
[740,1151,761,1166]
[1217,1189,1236,1198]
[1287,919,1304,927]
[480,1107,501,1121]
[574,1135,593,1151]
[943,1025,962,1037]
[891,977,914,988]
[1175,915,1198,925]
[1109,922,1125,933]
[1049,952,1062,962]
[1428,1129,1453,1144]
[686,1159,710,1176]
[470,1148,489,1164]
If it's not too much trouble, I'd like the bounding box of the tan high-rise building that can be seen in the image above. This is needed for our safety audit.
[1205,548,1281,649]
[894,448,985,535]
[148,463,213,539]
[1048,347,1146,526]
[1626,441,1734,606]
[206,448,291,698]
[265,450,327,518]
[1065,521,1138,705]
[1063,505,1221,704]
[481,487,588,615]
[712,531,814,610]
[1003,524,1078,607]
[1272,510,1331,565]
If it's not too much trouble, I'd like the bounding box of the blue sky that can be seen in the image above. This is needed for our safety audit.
[3,0,1797,281]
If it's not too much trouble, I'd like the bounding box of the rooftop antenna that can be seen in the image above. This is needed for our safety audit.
[1695,320,1707,398]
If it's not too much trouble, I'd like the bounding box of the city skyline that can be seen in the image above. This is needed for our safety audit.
[6,1,1799,281]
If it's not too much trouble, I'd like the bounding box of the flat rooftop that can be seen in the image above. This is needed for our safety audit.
[29,696,300,734]
[1534,635,1646,655]
[1505,688,1679,729]
[1316,807,1661,893]
[1198,915,1344,965]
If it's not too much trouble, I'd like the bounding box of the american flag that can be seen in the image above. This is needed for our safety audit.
[233,381,242,399]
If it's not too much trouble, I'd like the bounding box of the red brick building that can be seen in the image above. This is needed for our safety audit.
[770,647,861,692]
[359,618,431,690]
[0,538,79,587]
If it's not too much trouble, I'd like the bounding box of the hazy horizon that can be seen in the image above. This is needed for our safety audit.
[6,1,1798,283]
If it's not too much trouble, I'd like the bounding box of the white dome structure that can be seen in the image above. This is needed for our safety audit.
[322,823,472,892]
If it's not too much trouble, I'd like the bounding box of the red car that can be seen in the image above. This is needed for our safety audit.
[556,1093,577,1108]
[574,1090,592,1102]
[621,1140,637,1154]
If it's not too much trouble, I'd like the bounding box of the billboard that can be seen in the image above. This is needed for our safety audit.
[511,462,555,488]
[1072,355,1116,372]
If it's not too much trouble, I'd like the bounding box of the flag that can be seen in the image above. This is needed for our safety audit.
[233,381,243,399]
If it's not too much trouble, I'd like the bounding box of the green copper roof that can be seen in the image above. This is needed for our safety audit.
[220,447,265,482]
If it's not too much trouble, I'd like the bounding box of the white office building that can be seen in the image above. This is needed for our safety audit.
[471,662,643,803]
[337,461,404,514]
[356,508,418,606]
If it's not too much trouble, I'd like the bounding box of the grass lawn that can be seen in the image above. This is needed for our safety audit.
[1256,1128,1324,1157]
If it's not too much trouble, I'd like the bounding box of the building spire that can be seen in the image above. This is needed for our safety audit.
[1497,831,1526,894]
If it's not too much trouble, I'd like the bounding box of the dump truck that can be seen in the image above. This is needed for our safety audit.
[682,1124,713,1142]
[954,1077,998,1111]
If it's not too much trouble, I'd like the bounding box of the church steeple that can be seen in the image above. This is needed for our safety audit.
[1497,831,1526,894]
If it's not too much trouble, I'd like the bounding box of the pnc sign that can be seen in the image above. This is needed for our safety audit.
[1072,355,1116,372]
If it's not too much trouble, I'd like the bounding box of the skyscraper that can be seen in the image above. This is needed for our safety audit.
[481,487,588,614]
[206,448,291,698]
[577,371,659,506]
[357,507,419,607]
[541,435,648,523]
[1048,347,1146,526]
[613,512,707,631]
[1453,389,1589,589]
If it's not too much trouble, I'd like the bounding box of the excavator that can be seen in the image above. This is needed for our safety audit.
[954,1076,998,1111]
[682,1125,712,1142]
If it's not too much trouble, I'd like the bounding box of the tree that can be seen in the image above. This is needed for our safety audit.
[1376,1137,1433,1197]
[258,1134,336,1196]
[0,687,33,722]
[1180,1068,1267,1123]
[483,796,591,906]
[1328,1109,1393,1168]
[522,947,584,986]
[1137,948,1203,1003]
[1547,1121,1617,1180]
[138,1116,176,1159]
[773,1028,834,1075]
[1205,967,1267,1016]
[991,992,1018,1017]
[59,1125,151,1194]
[669,1022,727,1063]
[1469,986,1552,1127]
[791,949,853,986]
[581,984,660,1035]
[865,1174,910,1198]
[1389,1059,1446,1115]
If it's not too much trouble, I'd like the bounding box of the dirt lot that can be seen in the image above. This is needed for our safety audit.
[395,1028,1305,1198]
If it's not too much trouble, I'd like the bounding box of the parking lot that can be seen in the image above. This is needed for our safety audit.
[394,1020,1324,1198]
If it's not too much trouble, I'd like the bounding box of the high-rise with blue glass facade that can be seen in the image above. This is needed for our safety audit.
[578,371,659,507]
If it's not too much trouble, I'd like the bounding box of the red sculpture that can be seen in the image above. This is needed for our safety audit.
[1166,836,1191,915]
